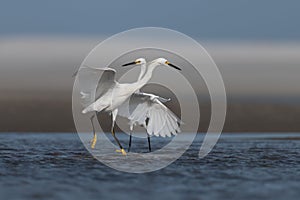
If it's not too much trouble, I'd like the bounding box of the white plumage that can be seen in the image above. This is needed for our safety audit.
[76,58,182,155]
[118,92,181,138]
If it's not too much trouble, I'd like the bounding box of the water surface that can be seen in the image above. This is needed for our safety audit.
[0,133,299,200]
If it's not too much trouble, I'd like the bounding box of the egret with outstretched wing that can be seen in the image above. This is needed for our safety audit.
[118,92,182,152]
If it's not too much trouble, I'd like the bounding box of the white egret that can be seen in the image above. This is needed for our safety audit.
[119,61,171,152]
[78,58,147,151]
[80,58,182,155]
[118,91,180,152]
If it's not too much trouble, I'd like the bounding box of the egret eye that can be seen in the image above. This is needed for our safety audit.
[135,60,141,64]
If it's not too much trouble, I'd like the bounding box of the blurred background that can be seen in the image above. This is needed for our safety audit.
[0,0,300,132]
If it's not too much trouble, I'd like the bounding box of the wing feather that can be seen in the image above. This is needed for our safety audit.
[76,65,116,107]
[118,92,182,137]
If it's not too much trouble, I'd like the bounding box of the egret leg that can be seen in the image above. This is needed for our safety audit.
[144,118,151,152]
[111,109,126,155]
[90,114,97,149]
[147,134,152,152]
[128,131,132,152]
[112,128,126,155]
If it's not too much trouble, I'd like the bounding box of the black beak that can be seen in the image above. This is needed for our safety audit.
[122,61,136,67]
[166,62,181,71]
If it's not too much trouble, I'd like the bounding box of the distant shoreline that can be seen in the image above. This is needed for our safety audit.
[1,96,300,132]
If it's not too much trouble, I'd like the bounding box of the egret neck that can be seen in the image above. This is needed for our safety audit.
[131,60,159,92]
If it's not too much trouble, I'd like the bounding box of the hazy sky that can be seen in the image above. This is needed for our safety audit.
[1,1,300,100]
[0,0,299,40]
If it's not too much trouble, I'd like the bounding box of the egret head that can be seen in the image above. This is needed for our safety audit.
[155,58,181,71]
[122,58,146,67]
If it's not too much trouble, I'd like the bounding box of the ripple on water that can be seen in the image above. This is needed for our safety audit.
[0,133,299,200]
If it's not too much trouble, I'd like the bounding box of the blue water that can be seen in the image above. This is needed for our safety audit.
[0,133,299,200]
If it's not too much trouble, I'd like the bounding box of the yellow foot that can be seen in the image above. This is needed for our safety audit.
[90,135,97,149]
[116,148,127,156]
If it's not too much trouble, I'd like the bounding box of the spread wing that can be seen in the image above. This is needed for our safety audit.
[76,65,116,107]
[118,92,182,137]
